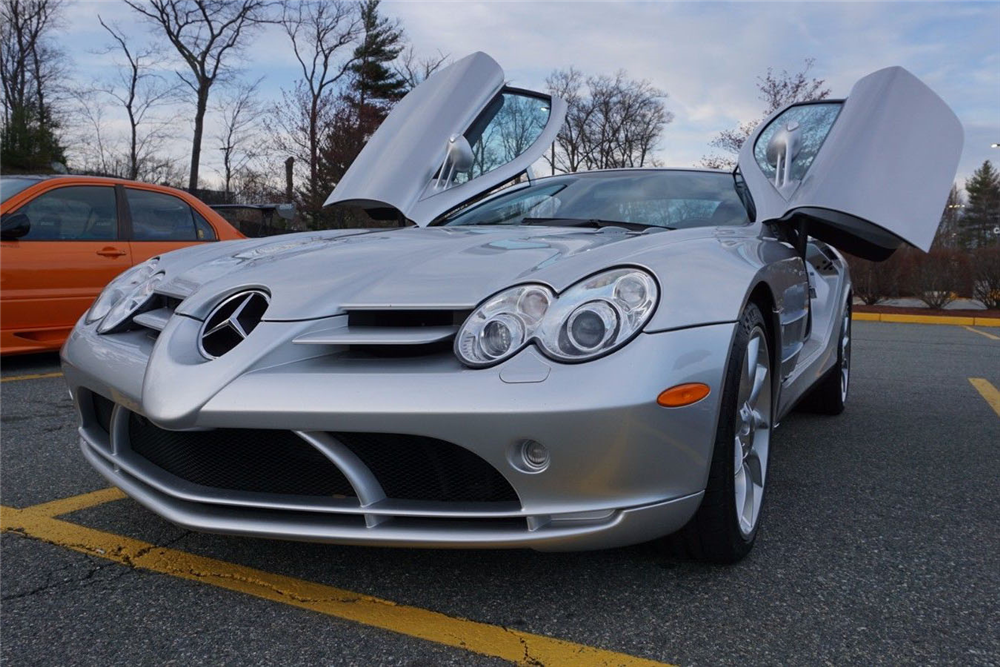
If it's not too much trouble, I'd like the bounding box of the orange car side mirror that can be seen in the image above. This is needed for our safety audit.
[1,212,30,240]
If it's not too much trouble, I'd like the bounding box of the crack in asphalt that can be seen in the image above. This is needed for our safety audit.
[1,547,131,601]
[2,527,193,597]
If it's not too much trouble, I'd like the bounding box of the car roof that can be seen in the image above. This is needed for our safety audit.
[1,174,136,186]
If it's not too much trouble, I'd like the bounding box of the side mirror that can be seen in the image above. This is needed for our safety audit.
[1,212,30,240]
[765,121,802,194]
[433,135,474,190]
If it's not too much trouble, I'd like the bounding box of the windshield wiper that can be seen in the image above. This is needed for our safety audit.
[520,217,668,232]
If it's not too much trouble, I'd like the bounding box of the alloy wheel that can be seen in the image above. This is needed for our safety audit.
[840,306,851,402]
[733,327,771,538]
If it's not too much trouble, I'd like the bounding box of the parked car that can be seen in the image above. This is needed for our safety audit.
[0,175,243,354]
[61,54,961,562]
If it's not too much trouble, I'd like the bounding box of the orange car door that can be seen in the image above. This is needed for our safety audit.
[124,187,215,263]
[0,184,131,349]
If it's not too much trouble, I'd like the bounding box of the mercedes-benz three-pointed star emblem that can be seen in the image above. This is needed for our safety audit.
[198,290,270,358]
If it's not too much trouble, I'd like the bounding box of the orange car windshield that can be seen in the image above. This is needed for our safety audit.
[1,178,39,203]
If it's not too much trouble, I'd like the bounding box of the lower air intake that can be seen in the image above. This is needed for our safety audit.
[332,432,519,503]
[128,414,356,497]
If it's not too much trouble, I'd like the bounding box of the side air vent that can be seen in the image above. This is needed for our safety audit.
[293,309,472,357]
[347,310,471,328]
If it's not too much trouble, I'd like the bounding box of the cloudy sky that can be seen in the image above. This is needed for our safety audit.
[60,0,1000,188]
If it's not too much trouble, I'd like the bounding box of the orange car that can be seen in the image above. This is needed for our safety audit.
[1,175,244,355]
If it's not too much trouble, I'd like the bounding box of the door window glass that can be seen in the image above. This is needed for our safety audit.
[127,189,198,241]
[193,210,217,240]
[15,186,117,240]
[457,91,552,184]
[753,102,842,184]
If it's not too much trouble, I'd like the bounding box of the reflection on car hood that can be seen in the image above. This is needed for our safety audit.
[161,225,716,321]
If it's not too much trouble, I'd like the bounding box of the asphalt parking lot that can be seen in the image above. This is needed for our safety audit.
[2,321,998,666]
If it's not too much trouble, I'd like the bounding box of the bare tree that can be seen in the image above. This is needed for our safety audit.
[701,59,830,170]
[215,77,263,197]
[271,0,359,219]
[545,68,671,174]
[1,0,67,170]
[91,16,181,180]
[393,45,447,89]
[123,0,269,190]
[545,68,590,174]
[1,0,64,120]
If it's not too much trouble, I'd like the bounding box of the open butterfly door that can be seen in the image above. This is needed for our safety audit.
[324,52,567,227]
[738,66,963,260]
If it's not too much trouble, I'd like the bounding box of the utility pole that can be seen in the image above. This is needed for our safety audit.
[285,157,294,203]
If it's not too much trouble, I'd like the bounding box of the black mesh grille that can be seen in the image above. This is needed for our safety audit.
[332,432,519,503]
[92,393,114,434]
[128,414,356,497]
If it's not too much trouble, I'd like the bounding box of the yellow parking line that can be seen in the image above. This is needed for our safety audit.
[851,313,1000,327]
[0,504,670,666]
[969,378,1000,418]
[1,371,63,383]
[964,326,1000,341]
[20,487,126,518]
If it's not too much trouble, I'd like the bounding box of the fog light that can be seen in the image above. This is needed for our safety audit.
[521,439,549,470]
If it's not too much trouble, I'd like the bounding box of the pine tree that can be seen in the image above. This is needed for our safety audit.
[0,103,66,173]
[962,160,1000,248]
[316,0,406,228]
[933,184,964,249]
[348,0,407,113]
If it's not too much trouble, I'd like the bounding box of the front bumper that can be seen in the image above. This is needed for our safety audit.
[63,316,736,550]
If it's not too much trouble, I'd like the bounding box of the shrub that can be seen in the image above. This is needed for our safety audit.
[846,251,903,304]
[907,249,970,309]
[971,247,1000,309]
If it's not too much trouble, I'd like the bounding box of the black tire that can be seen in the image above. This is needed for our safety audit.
[661,302,772,564]
[797,300,851,416]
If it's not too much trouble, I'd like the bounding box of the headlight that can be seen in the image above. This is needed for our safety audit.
[86,258,163,332]
[455,268,658,367]
[455,284,554,367]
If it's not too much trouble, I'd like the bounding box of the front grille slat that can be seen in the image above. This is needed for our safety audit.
[92,393,114,434]
[128,414,356,498]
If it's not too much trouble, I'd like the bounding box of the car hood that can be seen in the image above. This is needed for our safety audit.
[161,225,716,321]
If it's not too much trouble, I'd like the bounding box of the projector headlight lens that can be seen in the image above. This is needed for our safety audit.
[456,268,658,367]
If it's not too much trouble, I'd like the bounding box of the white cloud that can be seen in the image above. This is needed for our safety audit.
[55,0,1000,186]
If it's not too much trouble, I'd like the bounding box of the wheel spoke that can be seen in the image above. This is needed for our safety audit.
[748,364,767,407]
[734,460,748,525]
[745,336,759,387]
[745,448,763,487]
[740,469,755,532]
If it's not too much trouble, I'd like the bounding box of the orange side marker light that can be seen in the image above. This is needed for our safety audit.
[657,383,711,407]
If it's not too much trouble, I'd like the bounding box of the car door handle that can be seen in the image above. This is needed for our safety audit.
[96,247,127,257]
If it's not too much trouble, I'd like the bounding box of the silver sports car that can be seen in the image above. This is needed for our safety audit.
[61,53,962,562]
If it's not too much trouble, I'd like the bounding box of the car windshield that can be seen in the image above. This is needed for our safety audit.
[436,170,751,229]
[1,178,39,203]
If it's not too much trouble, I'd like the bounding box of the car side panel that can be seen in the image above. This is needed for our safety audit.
[628,229,810,414]
[0,182,133,354]
[0,178,243,354]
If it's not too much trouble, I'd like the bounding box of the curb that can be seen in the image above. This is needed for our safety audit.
[852,312,1000,327]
